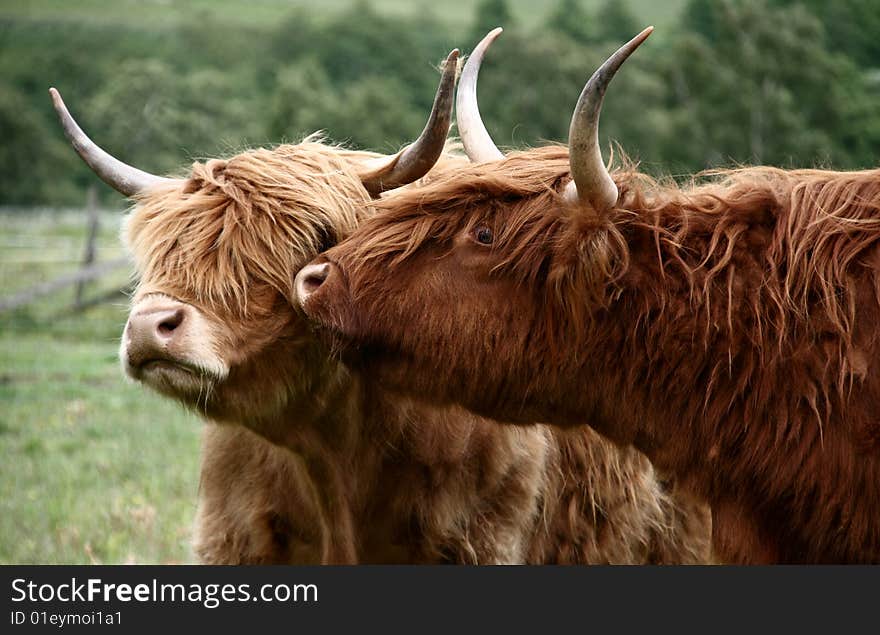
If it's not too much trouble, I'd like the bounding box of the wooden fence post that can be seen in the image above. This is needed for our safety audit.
[74,185,99,309]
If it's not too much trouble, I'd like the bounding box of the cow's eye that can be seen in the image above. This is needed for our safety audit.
[474,226,494,245]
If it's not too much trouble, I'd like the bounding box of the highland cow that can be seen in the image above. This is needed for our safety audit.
[297,29,880,563]
[51,49,710,564]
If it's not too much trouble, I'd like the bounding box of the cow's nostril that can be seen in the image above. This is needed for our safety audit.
[157,308,185,336]
[303,271,328,293]
[296,263,331,302]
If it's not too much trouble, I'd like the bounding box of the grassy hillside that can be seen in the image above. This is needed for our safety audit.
[0,0,685,30]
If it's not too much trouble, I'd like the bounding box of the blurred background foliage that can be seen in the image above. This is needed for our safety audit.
[1,0,878,564]
[2,0,878,207]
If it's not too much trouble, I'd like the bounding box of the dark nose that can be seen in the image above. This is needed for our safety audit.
[125,305,189,366]
[295,262,332,305]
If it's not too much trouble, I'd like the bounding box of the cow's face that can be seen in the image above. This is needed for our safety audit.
[120,284,304,426]
[294,28,652,425]
[49,50,457,430]
[296,148,619,425]
[120,144,371,426]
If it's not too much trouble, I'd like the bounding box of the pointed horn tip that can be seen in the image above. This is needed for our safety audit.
[468,27,503,61]
[636,26,654,42]
[442,49,460,78]
[471,28,503,54]
[48,87,63,108]
[484,27,503,44]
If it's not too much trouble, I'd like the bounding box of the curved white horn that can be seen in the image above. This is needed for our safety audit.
[564,27,653,213]
[49,87,176,197]
[457,28,505,163]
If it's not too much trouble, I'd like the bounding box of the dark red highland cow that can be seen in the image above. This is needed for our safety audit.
[298,28,880,563]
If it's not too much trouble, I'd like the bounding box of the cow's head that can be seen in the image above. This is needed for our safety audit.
[51,51,458,437]
[296,29,653,426]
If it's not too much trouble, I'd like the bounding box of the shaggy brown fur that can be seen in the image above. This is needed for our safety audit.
[122,140,711,564]
[303,144,880,563]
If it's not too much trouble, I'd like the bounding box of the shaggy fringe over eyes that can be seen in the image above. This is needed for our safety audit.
[352,146,572,266]
[349,146,629,309]
[349,144,880,356]
[124,140,377,313]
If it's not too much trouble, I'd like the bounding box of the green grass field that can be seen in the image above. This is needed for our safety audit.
[0,208,201,564]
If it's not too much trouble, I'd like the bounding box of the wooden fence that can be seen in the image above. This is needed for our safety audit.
[0,187,131,314]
